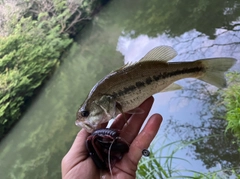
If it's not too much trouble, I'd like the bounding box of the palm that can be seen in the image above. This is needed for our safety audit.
[62,97,162,179]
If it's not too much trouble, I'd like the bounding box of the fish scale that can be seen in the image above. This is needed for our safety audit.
[75,46,237,133]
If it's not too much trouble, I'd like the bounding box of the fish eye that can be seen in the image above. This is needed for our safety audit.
[80,110,89,117]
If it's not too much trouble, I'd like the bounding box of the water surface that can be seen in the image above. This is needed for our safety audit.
[0,0,239,178]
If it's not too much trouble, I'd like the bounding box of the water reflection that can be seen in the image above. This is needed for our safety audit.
[116,1,240,173]
[0,23,123,178]
[121,0,240,39]
[118,28,240,64]
[117,29,240,173]
[165,81,240,173]
[0,0,239,178]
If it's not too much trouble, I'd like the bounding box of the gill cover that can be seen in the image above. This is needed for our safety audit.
[76,95,117,133]
[95,95,117,120]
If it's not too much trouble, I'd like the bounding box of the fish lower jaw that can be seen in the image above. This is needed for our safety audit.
[75,115,114,133]
[75,120,95,133]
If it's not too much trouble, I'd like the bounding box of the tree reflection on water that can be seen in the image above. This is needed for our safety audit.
[166,80,240,174]
[116,0,240,173]
[122,0,240,39]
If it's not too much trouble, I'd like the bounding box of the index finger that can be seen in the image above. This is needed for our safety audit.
[120,97,154,143]
[127,114,162,167]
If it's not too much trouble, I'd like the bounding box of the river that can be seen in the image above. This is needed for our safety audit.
[0,0,240,178]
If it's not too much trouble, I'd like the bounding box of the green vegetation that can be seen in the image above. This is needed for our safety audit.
[0,17,71,137]
[0,0,238,178]
[223,72,240,144]
[0,26,124,179]
[0,0,110,140]
[137,137,240,179]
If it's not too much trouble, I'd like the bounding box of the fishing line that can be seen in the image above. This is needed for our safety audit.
[107,136,130,179]
[118,136,130,146]
[108,138,117,179]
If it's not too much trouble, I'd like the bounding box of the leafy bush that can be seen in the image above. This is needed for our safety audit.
[223,72,240,143]
[0,17,72,138]
[0,0,110,139]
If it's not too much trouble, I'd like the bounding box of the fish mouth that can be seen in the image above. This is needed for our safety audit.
[75,120,94,133]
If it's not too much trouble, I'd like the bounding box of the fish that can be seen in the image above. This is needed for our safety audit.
[75,45,237,133]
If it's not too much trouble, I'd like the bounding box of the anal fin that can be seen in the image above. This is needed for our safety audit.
[161,83,182,92]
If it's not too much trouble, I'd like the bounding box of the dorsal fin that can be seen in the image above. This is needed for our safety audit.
[140,46,177,62]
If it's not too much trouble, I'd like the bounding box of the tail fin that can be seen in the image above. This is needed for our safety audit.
[199,58,237,88]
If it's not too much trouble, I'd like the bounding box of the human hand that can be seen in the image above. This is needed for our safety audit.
[61,96,163,179]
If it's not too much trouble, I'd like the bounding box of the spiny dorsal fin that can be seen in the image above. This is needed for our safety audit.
[140,46,177,62]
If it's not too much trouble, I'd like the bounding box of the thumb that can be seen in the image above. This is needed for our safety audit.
[62,129,90,175]
[68,129,90,158]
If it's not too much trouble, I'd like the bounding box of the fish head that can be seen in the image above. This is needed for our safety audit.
[75,95,117,133]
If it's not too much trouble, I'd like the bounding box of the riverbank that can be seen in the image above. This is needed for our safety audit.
[0,0,111,140]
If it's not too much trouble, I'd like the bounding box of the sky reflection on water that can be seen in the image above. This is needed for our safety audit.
[116,27,240,174]
[0,0,239,178]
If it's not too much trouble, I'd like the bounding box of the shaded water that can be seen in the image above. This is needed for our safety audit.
[0,0,240,178]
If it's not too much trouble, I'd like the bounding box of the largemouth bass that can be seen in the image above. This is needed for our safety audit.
[76,46,236,133]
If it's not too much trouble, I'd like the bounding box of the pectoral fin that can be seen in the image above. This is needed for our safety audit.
[116,102,124,114]
[115,100,145,115]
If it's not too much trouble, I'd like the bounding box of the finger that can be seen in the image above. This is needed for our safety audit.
[62,129,90,175]
[120,96,154,143]
[110,113,132,130]
[127,114,162,167]
[62,129,100,177]
[63,129,89,162]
